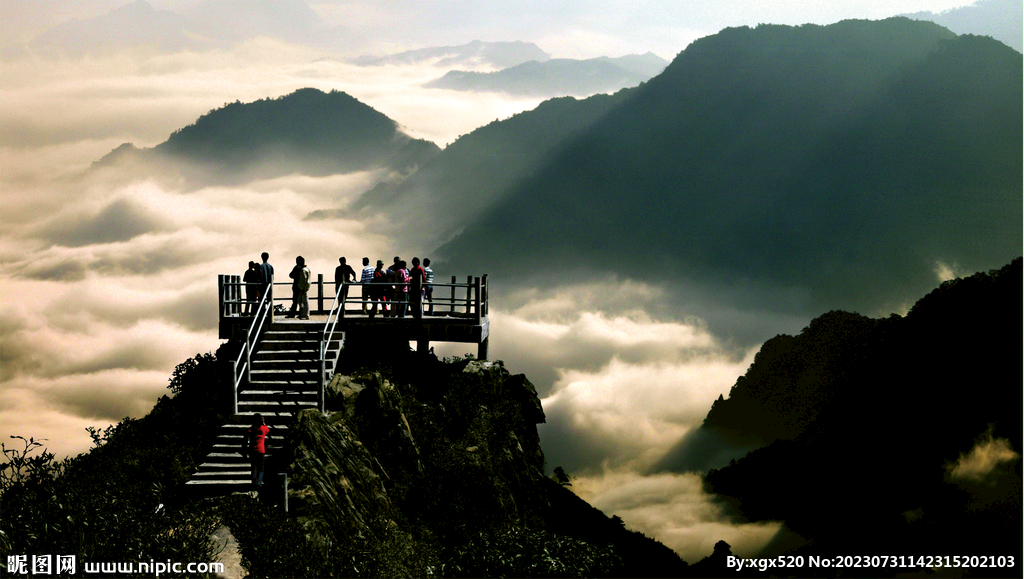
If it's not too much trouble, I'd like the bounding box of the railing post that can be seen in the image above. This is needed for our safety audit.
[218,275,226,319]
[245,333,251,384]
[450,276,456,315]
[318,344,326,413]
[268,274,275,323]
[465,275,472,314]
[482,274,488,318]
[232,360,239,415]
[283,472,289,513]
[474,277,481,324]
[231,275,240,316]
[317,274,324,315]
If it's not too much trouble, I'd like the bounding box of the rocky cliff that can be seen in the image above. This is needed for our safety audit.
[653,259,1022,573]
[225,352,687,577]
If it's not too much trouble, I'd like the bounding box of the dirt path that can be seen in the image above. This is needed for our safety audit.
[211,525,245,579]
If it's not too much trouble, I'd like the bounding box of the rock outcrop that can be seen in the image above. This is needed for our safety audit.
[269,354,688,577]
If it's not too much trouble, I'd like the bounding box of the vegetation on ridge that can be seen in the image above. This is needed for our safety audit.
[0,345,236,575]
[664,259,1022,576]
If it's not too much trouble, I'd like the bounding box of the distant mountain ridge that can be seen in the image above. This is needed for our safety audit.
[4,0,200,56]
[904,0,1022,52]
[424,53,669,96]
[1,0,355,58]
[352,40,551,69]
[426,18,1021,320]
[96,88,440,182]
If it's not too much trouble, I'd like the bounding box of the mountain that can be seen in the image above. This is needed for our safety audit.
[353,40,551,69]
[424,53,669,97]
[427,18,1021,319]
[0,343,695,577]
[311,90,632,243]
[904,0,1022,52]
[662,259,1022,570]
[3,0,202,57]
[97,88,440,183]
[186,0,325,45]
[1,0,355,58]
[258,353,690,577]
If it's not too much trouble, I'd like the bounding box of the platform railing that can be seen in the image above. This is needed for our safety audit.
[220,275,488,319]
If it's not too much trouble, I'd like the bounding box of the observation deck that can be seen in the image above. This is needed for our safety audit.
[218,273,490,359]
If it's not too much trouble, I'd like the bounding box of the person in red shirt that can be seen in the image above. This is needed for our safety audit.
[246,414,270,488]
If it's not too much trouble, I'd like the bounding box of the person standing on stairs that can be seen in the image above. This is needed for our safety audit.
[246,414,270,489]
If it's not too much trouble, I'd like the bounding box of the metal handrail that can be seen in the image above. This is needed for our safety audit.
[223,279,484,315]
[232,279,272,414]
[332,281,477,312]
[318,281,347,412]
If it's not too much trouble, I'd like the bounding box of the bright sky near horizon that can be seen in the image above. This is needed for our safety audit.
[2,0,977,58]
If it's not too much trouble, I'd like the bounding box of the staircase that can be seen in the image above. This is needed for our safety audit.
[186,320,343,495]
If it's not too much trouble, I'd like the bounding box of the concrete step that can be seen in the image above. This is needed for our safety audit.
[267,321,327,330]
[261,331,332,341]
[258,340,341,351]
[189,478,252,485]
[250,359,325,370]
[237,399,317,408]
[249,369,320,383]
[251,349,337,361]
[238,402,319,414]
[236,391,317,399]
[241,381,319,392]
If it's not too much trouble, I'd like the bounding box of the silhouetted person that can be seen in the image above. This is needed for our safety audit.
[288,256,310,319]
[409,257,426,319]
[395,260,410,317]
[423,258,434,315]
[383,259,398,317]
[359,257,374,313]
[334,257,356,307]
[368,260,386,319]
[243,261,259,315]
[257,252,274,310]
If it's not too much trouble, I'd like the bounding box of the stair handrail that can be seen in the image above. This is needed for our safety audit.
[233,277,273,414]
[319,281,347,412]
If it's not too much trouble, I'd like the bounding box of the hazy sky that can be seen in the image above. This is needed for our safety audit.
[0,0,992,562]
[2,0,976,58]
